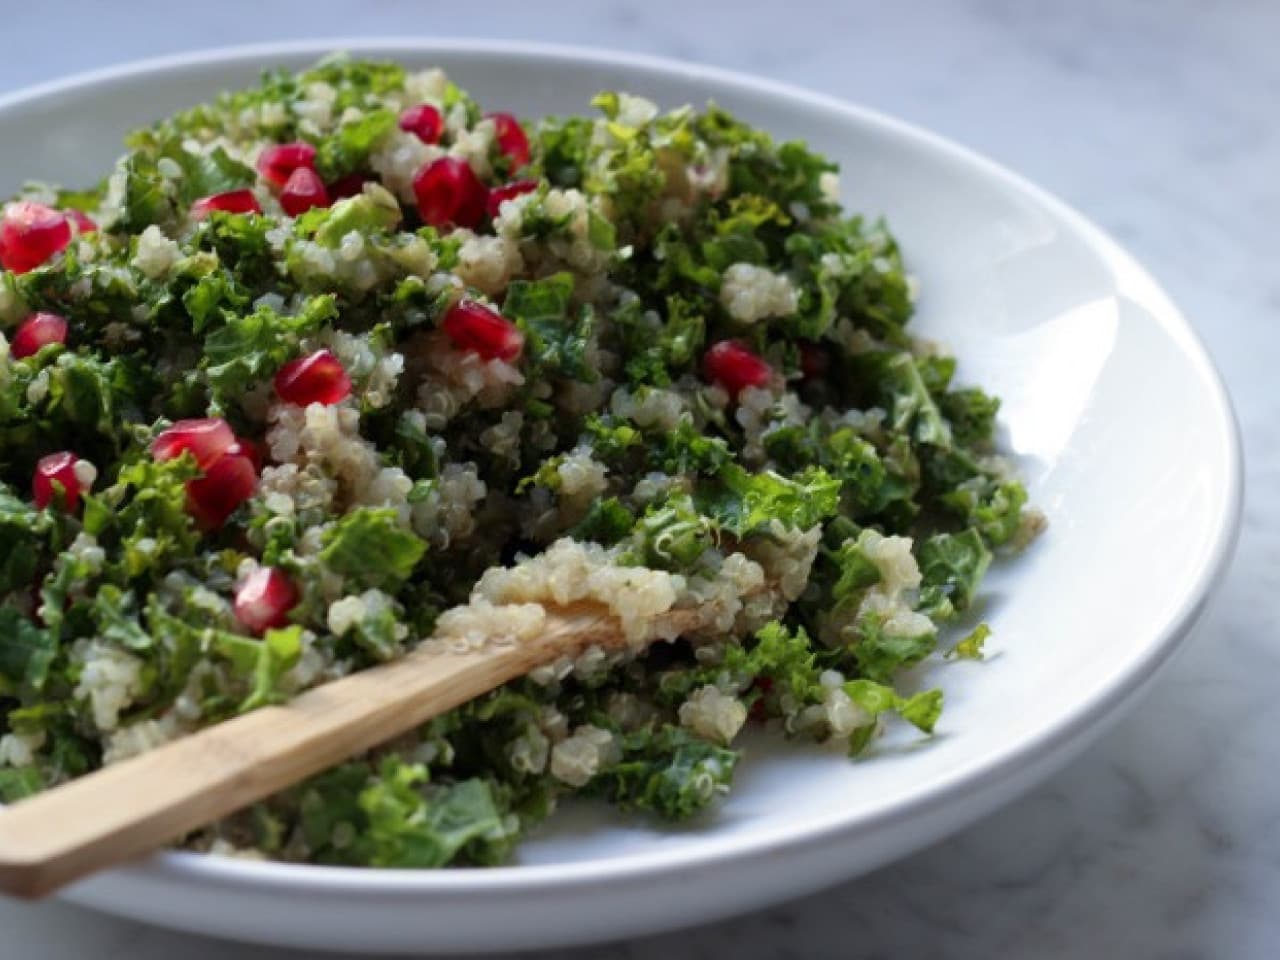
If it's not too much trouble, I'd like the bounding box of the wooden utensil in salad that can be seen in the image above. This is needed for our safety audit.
[0,599,717,898]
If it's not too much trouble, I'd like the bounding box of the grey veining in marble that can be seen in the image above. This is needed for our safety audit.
[1,0,1276,956]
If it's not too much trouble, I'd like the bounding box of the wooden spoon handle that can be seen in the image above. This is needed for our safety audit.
[0,602,704,898]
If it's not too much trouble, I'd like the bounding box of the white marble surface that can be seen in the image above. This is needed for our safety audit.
[1,1,1276,956]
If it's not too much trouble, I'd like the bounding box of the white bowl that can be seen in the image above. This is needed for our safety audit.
[0,39,1242,954]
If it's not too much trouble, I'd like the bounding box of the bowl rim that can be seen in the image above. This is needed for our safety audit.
[0,36,1244,897]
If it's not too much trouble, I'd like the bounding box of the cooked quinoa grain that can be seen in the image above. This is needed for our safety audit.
[0,56,1039,867]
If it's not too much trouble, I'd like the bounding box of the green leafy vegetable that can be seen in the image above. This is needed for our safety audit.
[504,273,597,380]
[917,529,992,621]
[0,609,56,698]
[594,726,738,820]
[570,497,636,545]
[850,613,937,684]
[696,464,840,537]
[315,109,397,180]
[240,627,304,712]
[844,679,943,754]
[203,295,338,404]
[0,767,44,802]
[948,623,992,661]
[359,761,511,867]
[320,508,427,592]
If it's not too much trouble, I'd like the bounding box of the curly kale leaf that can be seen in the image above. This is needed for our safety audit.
[504,272,597,381]
[696,463,840,537]
[0,609,56,698]
[844,679,943,755]
[610,294,706,387]
[88,454,202,577]
[851,613,937,684]
[0,767,44,802]
[697,105,839,222]
[940,387,1001,448]
[320,508,427,593]
[238,627,304,713]
[0,487,52,593]
[109,135,255,232]
[942,479,1030,548]
[785,218,912,341]
[294,188,404,248]
[314,109,397,181]
[358,761,512,867]
[854,351,952,448]
[593,725,738,820]
[947,623,992,661]
[202,294,338,405]
[916,528,992,621]
[621,495,717,572]
[570,497,636,546]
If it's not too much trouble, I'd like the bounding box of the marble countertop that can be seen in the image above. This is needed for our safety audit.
[2,1,1275,956]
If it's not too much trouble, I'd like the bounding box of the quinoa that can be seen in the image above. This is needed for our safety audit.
[0,56,1040,868]
[720,262,799,323]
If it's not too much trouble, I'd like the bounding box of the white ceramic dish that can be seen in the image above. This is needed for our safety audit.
[0,40,1241,954]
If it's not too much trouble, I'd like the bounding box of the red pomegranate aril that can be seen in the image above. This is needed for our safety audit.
[190,189,262,220]
[485,179,539,219]
[11,312,69,360]
[487,112,530,169]
[703,339,773,397]
[412,156,487,229]
[0,201,72,274]
[442,299,524,362]
[151,418,237,470]
[274,349,352,406]
[280,167,330,217]
[257,141,317,187]
[798,341,829,380]
[225,438,264,473]
[233,566,300,635]
[186,452,257,531]
[398,103,443,144]
[65,209,98,235]
[748,677,774,722]
[33,451,89,512]
[328,172,369,200]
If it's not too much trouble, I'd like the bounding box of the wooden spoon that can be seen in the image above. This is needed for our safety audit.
[0,598,717,899]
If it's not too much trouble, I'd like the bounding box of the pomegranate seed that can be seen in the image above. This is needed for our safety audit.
[151,417,261,529]
[280,167,330,217]
[233,566,300,635]
[798,341,829,380]
[442,299,524,362]
[412,156,487,229]
[488,112,530,169]
[11,312,69,360]
[703,340,773,397]
[398,103,443,144]
[257,142,317,187]
[33,451,91,512]
[151,418,237,470]
[486,179,538,219]
[328,172,369,199]
[65,209,97,234]
[0,201,71,273]
[274,349,352,406]
[748,677,774,722]
[186,452,258,531]
[226,438,264,473]
[190,189,262,220]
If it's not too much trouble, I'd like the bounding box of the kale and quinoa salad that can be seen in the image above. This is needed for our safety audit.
[0,57,1043,867]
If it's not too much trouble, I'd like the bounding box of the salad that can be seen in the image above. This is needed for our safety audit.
[0,57,1042,867]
